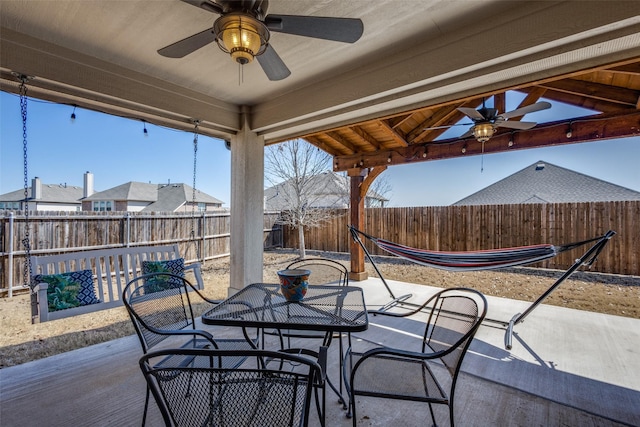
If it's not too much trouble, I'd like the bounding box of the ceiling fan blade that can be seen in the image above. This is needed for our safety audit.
[496,120,538,130]
[265,15,363,43]
[423,123,472,131]
[158,28,216,58]
[257,44,291,81]
[459,127,475,139]
[179,0,223,14]
[500,101,551,119]
[457,107,486,121]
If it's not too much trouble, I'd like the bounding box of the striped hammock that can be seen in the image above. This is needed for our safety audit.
[350,225,615,350]
[349,226,608,272]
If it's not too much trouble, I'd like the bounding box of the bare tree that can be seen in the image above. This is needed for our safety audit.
[265,139,338,258]
[365,174,392,207]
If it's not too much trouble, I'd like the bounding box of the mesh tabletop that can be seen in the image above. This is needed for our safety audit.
[202,283,368,333]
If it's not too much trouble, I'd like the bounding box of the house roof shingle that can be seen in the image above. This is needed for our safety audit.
[84,182,223,211]
[264,171,388,210]
[452,161,640,206]
[0,184,83,204]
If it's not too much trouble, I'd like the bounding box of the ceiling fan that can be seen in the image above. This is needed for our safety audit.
[455,100,552,142]
[158,0,364,81]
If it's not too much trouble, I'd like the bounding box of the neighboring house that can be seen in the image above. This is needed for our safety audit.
[264,171,388,211]
[0,172,95,212]
[82,181,224,212]
[453,160,640,205]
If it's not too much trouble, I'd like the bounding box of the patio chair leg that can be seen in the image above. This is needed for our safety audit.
[142,386,150,427]
[449,402,455,427]
[427,402,437,427]
[350,398,357,427]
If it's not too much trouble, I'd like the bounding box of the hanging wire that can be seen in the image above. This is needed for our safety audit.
[18,76,34,292]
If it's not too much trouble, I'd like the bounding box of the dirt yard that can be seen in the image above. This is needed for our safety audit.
[1,249,638,368]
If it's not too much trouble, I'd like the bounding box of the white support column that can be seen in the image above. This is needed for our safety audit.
[229,106,264,294]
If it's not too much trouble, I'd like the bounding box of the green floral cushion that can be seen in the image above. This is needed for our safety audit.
[34,270,100,312]
[141,258,185,292]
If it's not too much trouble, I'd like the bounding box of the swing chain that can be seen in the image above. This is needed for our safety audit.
[18,77,34,292]
[191,120,199,242]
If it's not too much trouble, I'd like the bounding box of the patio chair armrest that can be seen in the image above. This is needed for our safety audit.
[143,326,219,347]
[367,294,438,318]
[180,277,223,305]
[350,344,447,362]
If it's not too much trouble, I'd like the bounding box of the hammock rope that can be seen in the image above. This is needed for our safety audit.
[349,225,616,350]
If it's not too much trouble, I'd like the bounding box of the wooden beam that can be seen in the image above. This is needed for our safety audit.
[509,87,547,121]
[325,131,357,155]
[609,63,640,75]
[348,126,382,150]
[520,87,629,114]
[408,105,460,143]
[304,135,350,156]
[377,120,409,146]
[539,79,639,107]
[494,93,506,117]
[333,111,640,171]
[388,114,413,129]
[348,168,368,281]
[361,166,387,199]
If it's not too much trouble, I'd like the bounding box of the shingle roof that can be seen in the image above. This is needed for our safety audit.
[452,160,640,206]
[264,171,388,210]
[0,184,83,204]
[84,182,158,202]
[142,184,223,212]
[84,182,223,211]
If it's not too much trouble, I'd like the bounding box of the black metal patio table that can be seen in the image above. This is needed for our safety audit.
[202,283,368,333]
[201,283,369,408]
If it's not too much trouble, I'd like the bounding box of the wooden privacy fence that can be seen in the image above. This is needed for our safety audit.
[1,211,283,295]
[282,201,640,276]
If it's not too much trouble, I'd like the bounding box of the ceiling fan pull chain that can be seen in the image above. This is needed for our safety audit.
[481,140,485,173]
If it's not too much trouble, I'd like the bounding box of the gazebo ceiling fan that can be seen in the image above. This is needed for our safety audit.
[425,99,552,143]
[158,0,364,81]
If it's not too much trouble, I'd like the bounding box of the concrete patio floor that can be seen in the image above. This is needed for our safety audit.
[1,278,639,426]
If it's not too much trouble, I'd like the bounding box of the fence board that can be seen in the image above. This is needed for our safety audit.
[281,201,639,276]
[1,211,283,294]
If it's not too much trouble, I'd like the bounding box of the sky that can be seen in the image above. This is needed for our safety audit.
[1,90,639,207]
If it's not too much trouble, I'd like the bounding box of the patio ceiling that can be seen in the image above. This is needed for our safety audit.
[1,0,639,165]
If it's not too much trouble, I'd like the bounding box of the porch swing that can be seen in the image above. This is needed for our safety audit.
[16,76,207,323]
[348,225,615,349]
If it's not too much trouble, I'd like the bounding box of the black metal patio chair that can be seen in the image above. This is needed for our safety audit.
[344,287,487,427]
[123,273,259,426]
[263,258,350,406]
[139,348,323,427]
[267,258,349,343]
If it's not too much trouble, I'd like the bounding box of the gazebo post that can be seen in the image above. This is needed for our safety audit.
[348,166,386,281]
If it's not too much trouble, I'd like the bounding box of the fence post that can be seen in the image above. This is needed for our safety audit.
[7,212,15,297]
[201,211,206,264]
[125,212,130,247]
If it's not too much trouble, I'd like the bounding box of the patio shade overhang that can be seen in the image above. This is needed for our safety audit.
[1,1,639,154]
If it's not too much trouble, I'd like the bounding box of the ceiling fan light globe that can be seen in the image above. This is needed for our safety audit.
[214,14,269,64]
[473,123,495,143]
